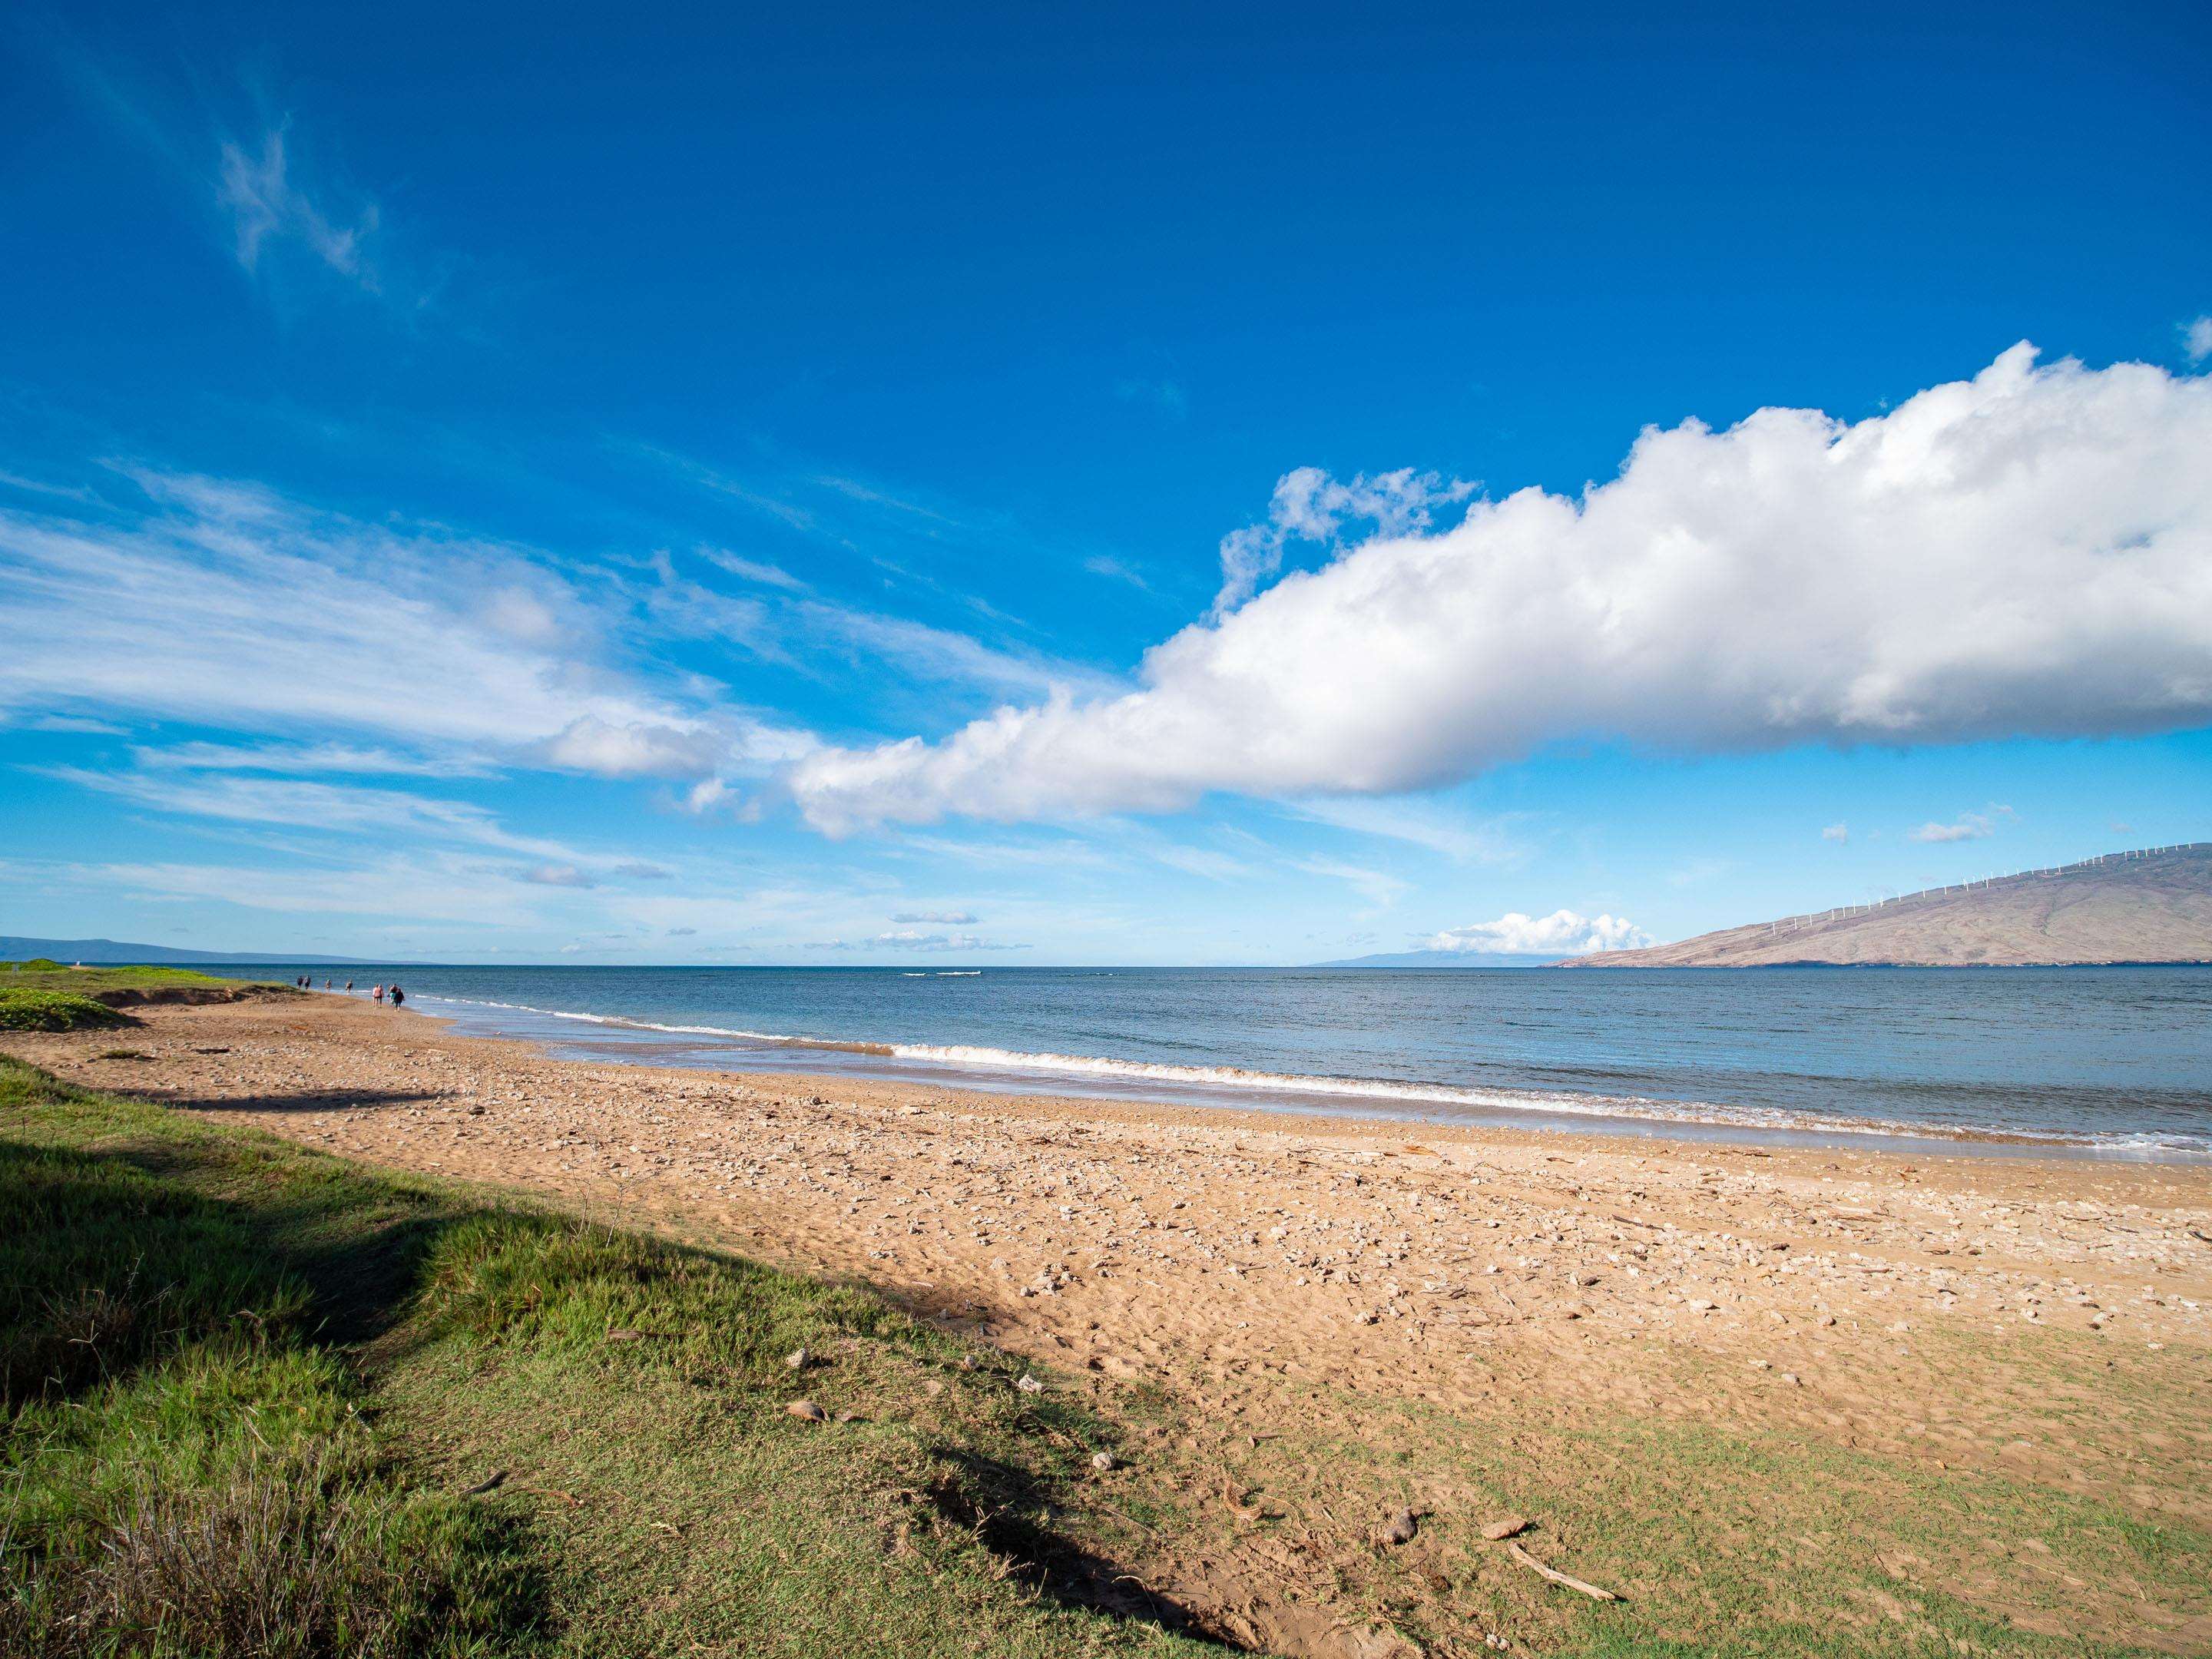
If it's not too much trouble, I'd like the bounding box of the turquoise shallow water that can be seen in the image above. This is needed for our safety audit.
[209,964,2212,1158]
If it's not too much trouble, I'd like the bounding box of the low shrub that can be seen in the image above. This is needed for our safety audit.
[0,991,127,1033]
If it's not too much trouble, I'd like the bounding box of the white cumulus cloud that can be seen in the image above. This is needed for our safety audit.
[538,716,727,780]
[1213,465,1473,614]
[1821,822,1849,843]
[1424,909,1652,957]
[792,346,2212,835]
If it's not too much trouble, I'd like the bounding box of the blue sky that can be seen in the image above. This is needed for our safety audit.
[2,0,2208,964]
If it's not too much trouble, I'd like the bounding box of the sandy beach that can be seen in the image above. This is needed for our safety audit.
[12,994,2211,1651]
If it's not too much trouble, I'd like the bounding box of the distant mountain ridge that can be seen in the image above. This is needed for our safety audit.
[0,935,385,967]
[1564,843,2212,968]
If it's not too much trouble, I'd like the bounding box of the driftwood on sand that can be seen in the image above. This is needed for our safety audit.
[1505,1541,1620,1601]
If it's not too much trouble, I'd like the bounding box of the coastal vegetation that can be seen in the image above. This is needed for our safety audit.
[0,1058,1213,1658]
[0,964,268,1033]
[0,962,257,995]
[0,991,127,1033]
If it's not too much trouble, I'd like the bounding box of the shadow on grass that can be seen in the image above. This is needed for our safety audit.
[0,1130,474,1406]
[929,1447,1239,1646]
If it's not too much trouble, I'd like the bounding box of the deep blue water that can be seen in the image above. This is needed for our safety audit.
[206,965,2212,1158]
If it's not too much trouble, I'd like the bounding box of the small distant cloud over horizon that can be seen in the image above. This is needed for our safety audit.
[892,909,976,925]
[1909,806,2010,843]
[1822,822,1849,844]
[816,929,1026,952]
[666,926,697,936]
[524,863,594,888]
[1423,909,1651,957]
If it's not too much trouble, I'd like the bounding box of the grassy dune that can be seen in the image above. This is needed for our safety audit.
[0,963,244,993]
[0,963,270,1034]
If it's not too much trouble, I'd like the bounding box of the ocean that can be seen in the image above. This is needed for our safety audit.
[205,964,2212,1159]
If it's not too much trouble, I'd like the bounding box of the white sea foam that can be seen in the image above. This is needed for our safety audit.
[417,995,886,1052]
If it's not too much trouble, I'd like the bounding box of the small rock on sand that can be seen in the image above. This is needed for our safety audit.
[1015,1373,1045,1393]
[785,1399,828,1422]
[1091,1451,1118,1471]
[1482,1516,1532,1541]
[786,1346,810,1369]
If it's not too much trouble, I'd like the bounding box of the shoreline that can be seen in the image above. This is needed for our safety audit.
[6,994,2207,1293]
[399,985,2210,1163]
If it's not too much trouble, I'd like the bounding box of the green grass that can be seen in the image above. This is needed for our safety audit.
[0,963,260,995]
[0,991,130,1032]
[0,964,293,1031]
[0,1060,1217,1658]
[1145,1353,2212,1659]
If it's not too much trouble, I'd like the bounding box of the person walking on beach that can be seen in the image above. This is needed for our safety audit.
[345,979,354,992]
[389,984,406,1009]
[373,984,385,1004]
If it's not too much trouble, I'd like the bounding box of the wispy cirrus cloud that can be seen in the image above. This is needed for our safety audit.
[0,469,809,780]
[1286,797,1524,863]
[42,767,608,867]
[134,740,495,779]
[1290,855,1409,909]
[1082,555,1154,591]
[27,853,555,928]
[217,124,382,293]
[796,600,1110,700]
[49,36,442,317]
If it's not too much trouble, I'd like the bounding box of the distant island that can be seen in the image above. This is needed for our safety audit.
[1565,843,2212,968]
[0,935,384,967]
